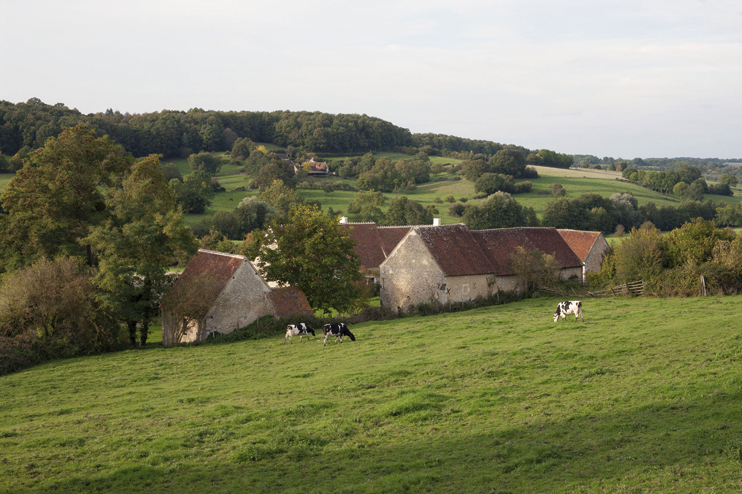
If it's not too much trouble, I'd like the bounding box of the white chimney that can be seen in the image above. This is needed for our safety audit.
[433,218,441,226]
[340,216,348,224]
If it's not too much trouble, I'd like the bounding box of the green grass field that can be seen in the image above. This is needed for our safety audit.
[0,173,12,193]
[1,295,741,493]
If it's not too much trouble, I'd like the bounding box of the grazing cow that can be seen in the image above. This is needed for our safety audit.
[284,323,316,345]
[554,301,583,322]
[322,323,356,346]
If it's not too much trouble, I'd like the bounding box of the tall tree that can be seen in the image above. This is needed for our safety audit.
[246,205,362,314]
[0,124,133,270]
[85,155,198,346]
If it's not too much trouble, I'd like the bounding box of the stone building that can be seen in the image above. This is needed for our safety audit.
[339,222,414,281]
[380,225,583,310]
[160,249,313,345]
[557,229,611,281]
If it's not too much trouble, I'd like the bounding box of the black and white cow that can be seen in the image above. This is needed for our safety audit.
[322,323,356,347]
[284,323,316,345]
[553,301,583,322]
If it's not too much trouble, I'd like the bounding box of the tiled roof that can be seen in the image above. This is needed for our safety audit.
[268,287,314,317]
[377,226,413,257]
[161,249,246,311]
[521,228,584,269]
[340,223,386,268]
[470,228,536,276]
[416,224,495,276]
[557,229,603,262]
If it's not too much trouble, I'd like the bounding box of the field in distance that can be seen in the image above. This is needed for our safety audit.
[1,295,741,493]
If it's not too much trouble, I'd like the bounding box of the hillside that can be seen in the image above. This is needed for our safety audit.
[167,154,740,228]
[1,296,740,493]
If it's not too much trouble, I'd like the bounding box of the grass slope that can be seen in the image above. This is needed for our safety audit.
[1,296,741,493]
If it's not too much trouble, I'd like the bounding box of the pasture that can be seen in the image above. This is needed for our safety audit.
[1,296,741,493]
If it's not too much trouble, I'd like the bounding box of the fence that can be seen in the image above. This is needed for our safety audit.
[587,280,645,297]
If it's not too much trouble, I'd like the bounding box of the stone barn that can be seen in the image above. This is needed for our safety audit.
[557,229,611,281]
[339,222,414,282]
[160,249,313,345]
[380,225,584,310]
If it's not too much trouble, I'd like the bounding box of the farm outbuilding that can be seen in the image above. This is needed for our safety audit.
[557,229,611,281]
[379,225,583,310]
[160,249,313,345]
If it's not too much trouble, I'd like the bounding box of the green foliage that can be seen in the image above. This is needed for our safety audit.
[347,190,386,223]
[663,217,734,268]
[248,205,362,313]
[463,192,538,230]
[188,151,223,175]
[210,196,274,240]
[527,149,573,169]
[85,155,197,346]
[169,170,215,214]
[474,173,514,195]
[357,157,403,192]
[251,160,295,190]
[259,179,304,217]
[382,196,433,226]
[489,148,527,178]
[159,162,182,182]
[230,137,254,160]
[0,124,133,271]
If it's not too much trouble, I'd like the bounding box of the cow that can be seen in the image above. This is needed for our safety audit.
[284,323,316,345]
[554,301,583,322]
[322,323,356,347]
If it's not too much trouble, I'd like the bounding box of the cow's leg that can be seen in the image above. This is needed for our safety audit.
[324,334,329,347]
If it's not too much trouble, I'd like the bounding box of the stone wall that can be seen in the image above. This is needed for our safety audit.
[201,261,274,340]
[380,231,446,310]
[585,236,611,273]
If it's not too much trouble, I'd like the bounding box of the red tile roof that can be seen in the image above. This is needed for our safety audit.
[377,226,413,257]
[521,228,584,269]
[268,287,314,317]
[340,223,386,268]
[161,249,247,311]
[557,229,604,262]
[416,224,495,276]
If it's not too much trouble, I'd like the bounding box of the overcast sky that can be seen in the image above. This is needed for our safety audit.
[2,0,741,158]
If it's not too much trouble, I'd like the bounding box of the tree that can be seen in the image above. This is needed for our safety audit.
[85,155,198,346]
[489,149,526,178]
[461,160,489,182]
[549,182,566,198]
[230,137,254,160]
[719,174,738,187]
[509,246,559,291]
[383,196,433,226]
[188,151,222,175]
[462,192,536,230]
[169,170,215,214]
[160,162,182,182]
[252,160,295,190]
[475,173,514,195]
[0,256,120,352]
[0,124,133,270]
[260,179,304,217]
[247,205,363,313]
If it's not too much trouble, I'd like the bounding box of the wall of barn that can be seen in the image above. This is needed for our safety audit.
[199,261,275,341]
[495,274,522,293]
[559,266,584,281]
[585,236,611,273]
[443,274,494,303]
[161,312,203,346]
[380,232,447,310]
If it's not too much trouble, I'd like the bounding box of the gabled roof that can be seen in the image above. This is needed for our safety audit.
[521,228,584,269]
[377,226,413,257]
[340,223,386,268]
[268,287,314,317]
[469,227,582,276]
[557,229,605,262]
[415,224,495,276]
[161,249,248,311]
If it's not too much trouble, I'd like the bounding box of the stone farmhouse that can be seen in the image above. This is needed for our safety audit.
[339,221,413,281]
[557,229,611,281]
[380,224,583,310]
[293,157,329,175]
[160,249,312,345]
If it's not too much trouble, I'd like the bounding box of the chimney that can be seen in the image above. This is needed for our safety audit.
[433,218,441,226]
[340,216,348,224]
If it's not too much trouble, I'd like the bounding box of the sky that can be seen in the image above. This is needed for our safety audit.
[2,0,741,159]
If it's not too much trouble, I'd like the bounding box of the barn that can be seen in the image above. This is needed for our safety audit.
[557,229,611,281]
[160,249,313,345]
[379,225,583,310]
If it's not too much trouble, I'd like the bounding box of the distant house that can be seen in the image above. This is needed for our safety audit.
[293,157,329,175]
[380,225,583,310]
[557,229,611,281]
[160,250,313,345]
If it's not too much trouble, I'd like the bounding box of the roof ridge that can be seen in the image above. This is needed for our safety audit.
[197,249,247,260]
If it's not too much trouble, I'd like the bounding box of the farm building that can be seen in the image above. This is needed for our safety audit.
[160,249,313,345]
[339,221,412,280]
[380,225,583,310]
[557,229,611,280]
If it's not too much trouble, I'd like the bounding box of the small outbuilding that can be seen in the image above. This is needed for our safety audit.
[160,249,313,345]
[557,229,611,281]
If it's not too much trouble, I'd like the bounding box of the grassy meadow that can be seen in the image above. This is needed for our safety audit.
[1,295,741,493]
